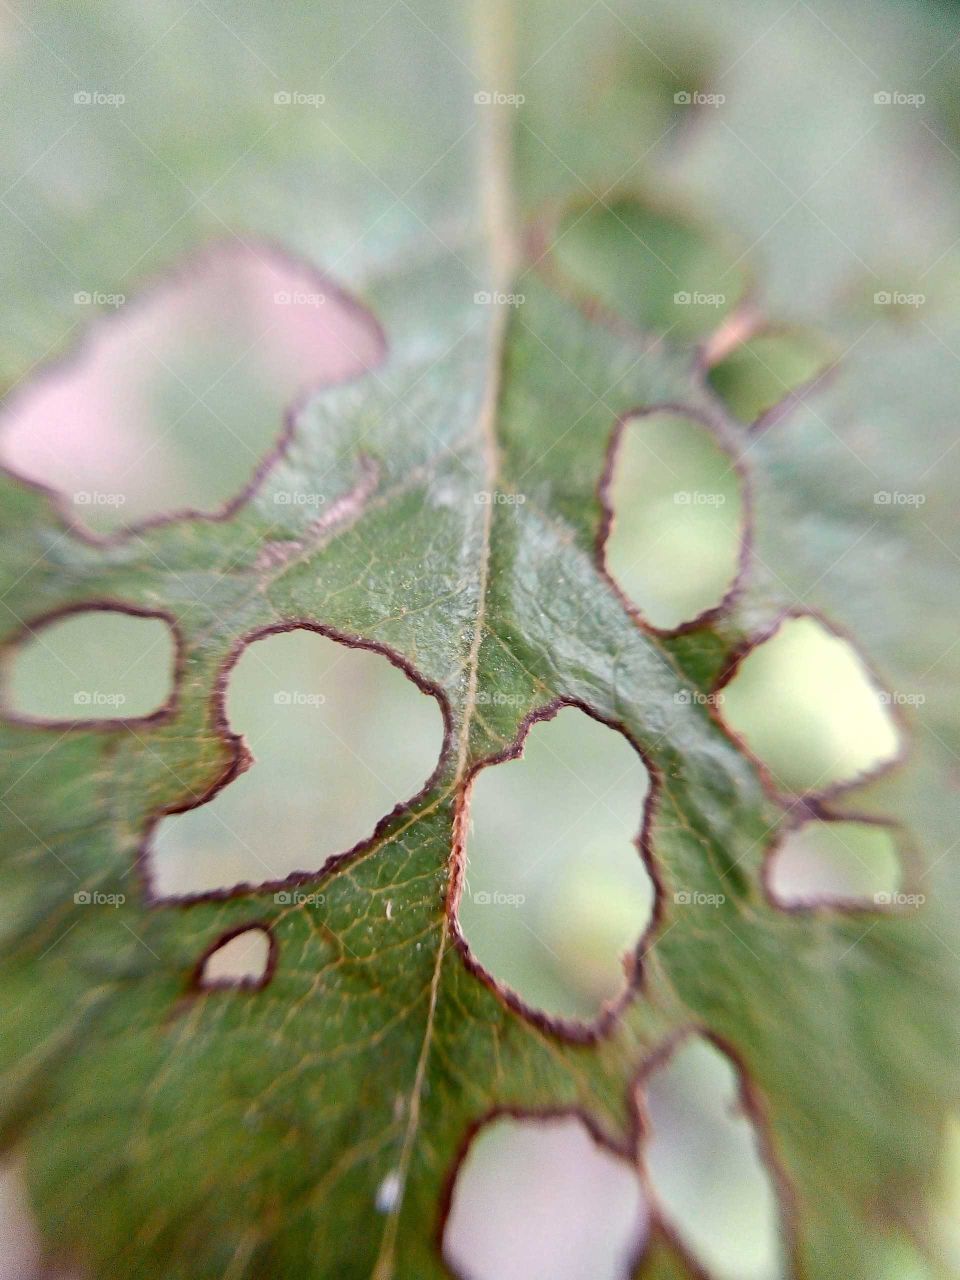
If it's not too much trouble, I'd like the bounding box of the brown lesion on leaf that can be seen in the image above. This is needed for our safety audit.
[595,403,753,637]
[697,302,767,368]
[446,695,665,1045]
[0,599,184,732]
[137,618,453,907]
[253,451,381,572]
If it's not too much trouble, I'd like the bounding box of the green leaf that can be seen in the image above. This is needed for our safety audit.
[1,3,958,1279]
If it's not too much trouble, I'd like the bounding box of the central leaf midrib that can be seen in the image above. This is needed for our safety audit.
[369,3,519,1270]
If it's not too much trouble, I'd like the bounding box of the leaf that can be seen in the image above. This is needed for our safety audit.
[1,3,958,1279]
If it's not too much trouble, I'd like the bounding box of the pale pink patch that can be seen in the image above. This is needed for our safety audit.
[0,243,383,532]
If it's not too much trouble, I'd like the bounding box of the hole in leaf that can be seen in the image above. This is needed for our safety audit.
[150,628,444,898]
[443,1114,648,1280]
[517,18,715,209]
[938,1114,960,1272]
[767,819,903,908]
[0,1163,44,1280]
[642,1037,786,1280]
[458,706,654,1023]
[197,927,272,989]
[2,607,176,723]
[706,328,833,424]
[603,411,744,629]
[0,242,383,534]
[717,615,901,793]
[550,197,746,340]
